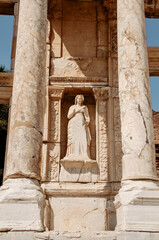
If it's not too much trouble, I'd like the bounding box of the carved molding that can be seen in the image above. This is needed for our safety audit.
[43,182,121,196]
[50,77,107,83]
[93,87,118,100]
[50,100,60,142]
[93,87,109,181]
[98,100,108,181]
[48,144,59,181]
[110,27,117,53]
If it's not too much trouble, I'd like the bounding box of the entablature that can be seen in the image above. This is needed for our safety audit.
[0,0,18,15]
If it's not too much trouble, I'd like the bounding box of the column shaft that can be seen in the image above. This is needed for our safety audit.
[118,0,157,180]
[115,0,159,232]
[4,0,47,180]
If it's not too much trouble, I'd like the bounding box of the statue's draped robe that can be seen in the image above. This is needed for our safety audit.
[65,105,91,159]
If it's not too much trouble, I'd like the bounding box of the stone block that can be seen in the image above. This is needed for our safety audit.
[62,21,96,57]
[115,181,159,232]
[60,159,99,182]
[0,178,44,231]
[48,196,107,231]
[63,45,97,58]
[50,57,107,78]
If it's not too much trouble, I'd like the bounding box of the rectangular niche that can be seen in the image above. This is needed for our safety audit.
[59,88,99,183]
[60,89,96,161]
[41,86,110,183]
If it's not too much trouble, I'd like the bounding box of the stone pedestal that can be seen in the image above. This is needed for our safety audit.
[60,158,97,182]
[0,179,44,231]
[115,0,159,232]
[115,181,159,232]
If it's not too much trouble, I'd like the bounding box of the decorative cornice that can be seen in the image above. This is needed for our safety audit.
[50,77,107,83]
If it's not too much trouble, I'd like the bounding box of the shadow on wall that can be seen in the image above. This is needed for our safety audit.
[0,104,9,185]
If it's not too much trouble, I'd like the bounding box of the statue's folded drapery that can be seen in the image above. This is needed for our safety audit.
[64,103,92,160]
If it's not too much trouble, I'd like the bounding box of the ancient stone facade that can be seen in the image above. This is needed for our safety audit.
[0,0,159,239]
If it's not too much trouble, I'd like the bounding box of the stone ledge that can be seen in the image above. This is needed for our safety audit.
[60,157,97,165]
[50,76,107,83]
[0,231,159,240]
[42,182,120,196]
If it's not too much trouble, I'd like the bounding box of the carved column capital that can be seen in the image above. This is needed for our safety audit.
[110,87,119,98]
[93,87,109,101]
[49,87,64,99]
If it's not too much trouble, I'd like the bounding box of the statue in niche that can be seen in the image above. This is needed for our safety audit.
[63,94,93,161]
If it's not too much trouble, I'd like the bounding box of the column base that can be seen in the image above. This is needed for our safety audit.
[114,180,159,232]
[0,178,44,231]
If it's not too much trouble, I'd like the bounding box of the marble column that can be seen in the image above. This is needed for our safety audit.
[0,0,47,231]
[115,0,159,232]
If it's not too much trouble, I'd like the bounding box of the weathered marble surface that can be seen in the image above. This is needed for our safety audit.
[0,178,44,231]
[4,0,47,179]
[50,57,107,78]
[115,0,159,232]
[118,0,157,180]
[0,231,159,240]
[115,180,159,232]
[48,196,107,231]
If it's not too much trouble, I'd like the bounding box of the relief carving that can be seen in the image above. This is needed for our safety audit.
[50,100,59,142]
[93,88,108,181]
[93,87,109,100]
[48,144,59,181]
[98,100,108,181]
[111,27,117,53]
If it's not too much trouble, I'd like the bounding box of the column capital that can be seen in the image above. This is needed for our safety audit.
[93,87,109,101]
[49,86,64,99]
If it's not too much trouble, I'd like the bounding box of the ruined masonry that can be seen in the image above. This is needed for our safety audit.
[0,0,159,239]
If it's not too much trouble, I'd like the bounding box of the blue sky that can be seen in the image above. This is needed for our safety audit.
[0,16,159,111]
